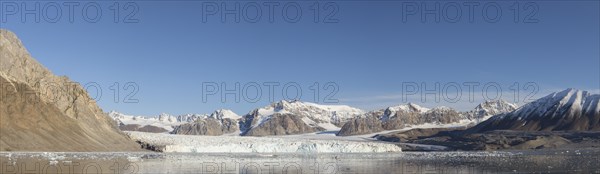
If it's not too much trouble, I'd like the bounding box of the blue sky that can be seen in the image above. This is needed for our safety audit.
[2,1,599,116]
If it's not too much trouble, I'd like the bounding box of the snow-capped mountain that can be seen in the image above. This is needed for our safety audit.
[209,109,241,120]
[337,101,518,136]
[108,88,599,137]
[379,103,430,121]
[470,88,600,132]
[240,100,365,136]
[108,109,241,135]
[269,100,364,124]
[109,110,241,133]
[465,100,519,122]
[109,111,184,132]
[110,98,522,136]
[170,109,241,136]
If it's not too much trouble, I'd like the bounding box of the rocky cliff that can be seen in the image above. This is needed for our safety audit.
[0,29,140,151]
[336,116,384,136]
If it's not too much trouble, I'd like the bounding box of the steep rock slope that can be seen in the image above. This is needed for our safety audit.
[469,89,600,132]
[336,115,384,136]
[0,29,140,151]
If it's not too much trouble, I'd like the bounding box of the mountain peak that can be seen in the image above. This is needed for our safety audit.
[560,88,579,93]
[242,100,364,134]
[471,88,600,132]
[386,103,430,114]
[210,109,240,120]
[552,88,584,99]
[0,29,24,48]
[476,100,518,110]
[511,88,594,120]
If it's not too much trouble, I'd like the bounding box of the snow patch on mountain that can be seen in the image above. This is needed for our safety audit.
[380,103,430,121]
[496,88,598,121]
[109,111,185,132]
[337,100,518,136]
[470,89,600,132]
[209,109,241,120]
[465,100,518,122]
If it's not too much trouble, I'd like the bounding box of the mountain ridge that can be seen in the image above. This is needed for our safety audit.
[468,88,600,132]
[111,99,524,137]
[337,100,519,136]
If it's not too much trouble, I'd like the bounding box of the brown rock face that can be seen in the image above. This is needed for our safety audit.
[242,113,324,136]
[172,118,239,136]
[220,118,239,133]
[336,116,384,136]
[383,108,462,130]
[0,29,140,151]
[381,112,422,130]
[338,107,464,136]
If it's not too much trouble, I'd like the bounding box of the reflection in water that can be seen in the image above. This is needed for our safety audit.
[1,149,600,173]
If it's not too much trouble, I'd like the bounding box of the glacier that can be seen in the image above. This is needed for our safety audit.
[126,131,401,153]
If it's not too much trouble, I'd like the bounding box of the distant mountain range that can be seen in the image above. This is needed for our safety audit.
[336,100,518,136]
[111,87,600,137]
[109,99,522,136]
[110,100,365,136]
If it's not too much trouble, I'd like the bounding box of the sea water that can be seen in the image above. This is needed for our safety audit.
[1,149,600,173]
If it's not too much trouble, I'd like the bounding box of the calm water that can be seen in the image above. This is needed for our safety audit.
[2,149,600,173]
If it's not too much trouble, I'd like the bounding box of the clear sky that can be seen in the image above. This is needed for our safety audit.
[2,1,599,116]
